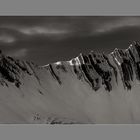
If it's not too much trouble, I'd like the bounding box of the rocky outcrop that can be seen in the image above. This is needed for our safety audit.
[1,42,140,92]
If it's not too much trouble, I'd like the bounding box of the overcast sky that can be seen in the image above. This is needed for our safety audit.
[0,16,140,65]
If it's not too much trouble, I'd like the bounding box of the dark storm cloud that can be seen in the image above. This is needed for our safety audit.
[0,16,124,38]
[1,16,140,65]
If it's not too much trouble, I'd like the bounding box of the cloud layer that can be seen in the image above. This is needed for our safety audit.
[7,48,28,58]
[0,34,15,43]
[0,16,140,65]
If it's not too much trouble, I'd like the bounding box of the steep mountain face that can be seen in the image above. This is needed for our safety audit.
[1,42,140,124]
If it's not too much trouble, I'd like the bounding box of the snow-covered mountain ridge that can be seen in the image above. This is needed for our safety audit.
[1,41,140,123]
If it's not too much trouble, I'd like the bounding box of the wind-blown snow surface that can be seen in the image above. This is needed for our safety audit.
[1,42,140,124]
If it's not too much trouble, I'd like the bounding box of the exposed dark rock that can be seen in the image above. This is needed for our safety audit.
[88,54,112,92]
[48,64,62,85]
[1,41,140,92]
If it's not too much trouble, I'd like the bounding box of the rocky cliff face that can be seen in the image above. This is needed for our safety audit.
[1,42,140,124]
[43,41,140,92]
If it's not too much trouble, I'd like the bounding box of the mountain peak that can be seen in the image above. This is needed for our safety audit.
[1,41,140,91]
[1,41,140,123]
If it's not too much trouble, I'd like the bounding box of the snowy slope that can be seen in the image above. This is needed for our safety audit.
[1,42,140,124]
